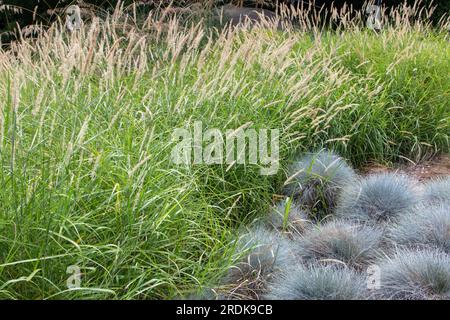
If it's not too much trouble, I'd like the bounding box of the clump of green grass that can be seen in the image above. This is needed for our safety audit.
[0,3,448,299]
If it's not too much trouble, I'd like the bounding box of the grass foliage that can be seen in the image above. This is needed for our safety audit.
[224,225,296,299]
[283,150,356,216]
[422,177,450,205]
[336,173,419,223]
[388,203,450,253]
[266,200,310,234]
[0,2,448,299]
[265,264,368,300]
[296,220,384,269]
[375,248,450,300]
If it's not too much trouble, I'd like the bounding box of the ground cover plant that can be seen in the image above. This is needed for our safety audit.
[265,199,310,234]
[221,224,296,299]
[335,173,419,223]
[387,203,450,253]
[423,177,450,204]
[265,264,368,300]
[283,150,356,217]
[232,153,449,300]
[294,220,384,269]
[0,1,448,299]
[374,248,450,300]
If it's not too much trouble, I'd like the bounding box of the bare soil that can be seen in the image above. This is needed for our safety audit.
[361,154,450,181]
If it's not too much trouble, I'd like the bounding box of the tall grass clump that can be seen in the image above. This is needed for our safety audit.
[296,220,384,269]
[283,150,356,218]
[387,203,450,253]
[422,177,450,205]
[375,249,450,300]
[336,173,419,223]
[224,225,296,299]
[0,1,448,299]
[265,264,367,300]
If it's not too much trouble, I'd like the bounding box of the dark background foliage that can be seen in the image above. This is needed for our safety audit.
[1,0,449,43]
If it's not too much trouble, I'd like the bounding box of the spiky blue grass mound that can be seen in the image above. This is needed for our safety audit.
[267,200,310,234]
[336,173,418,223]
[296,220,384,269]
[387,203,450,253]
[375,249,450,300]
[423,177,450,205]
[265,264,367,300]
[225,225,297,299]
[283,150,356,214]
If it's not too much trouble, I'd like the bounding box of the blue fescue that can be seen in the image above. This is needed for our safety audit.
[267,200,310,234]
[387,203,450,253]
[422,176,450,205]
[283,150,356,213]
[375,248,450,300]
[296,220,384,269]
[224,225,297,299]
[265,264,368,300]
[336,173,418,223]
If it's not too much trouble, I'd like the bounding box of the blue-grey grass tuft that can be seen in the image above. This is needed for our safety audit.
[336,173,418,223]
[224,225,297,299]
[296,220,384,269]
[374,248,450,300]
[266,200,310,234]
[422,176,450,205]
[387,203,450,253]
[283,150,356,216]
[265,264,368,300]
